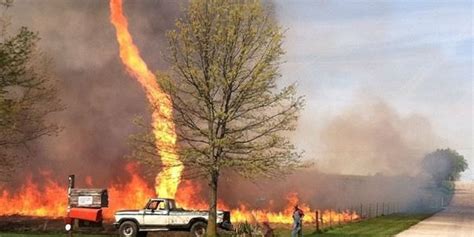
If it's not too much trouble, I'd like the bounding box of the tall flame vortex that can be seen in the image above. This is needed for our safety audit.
[109,0,183,198]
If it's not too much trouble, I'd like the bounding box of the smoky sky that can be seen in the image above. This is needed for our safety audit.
[0,0,451,212]
[5,0,441,184]
[316,95,440,176]
[6,0,181,186]
[274,0,472,180]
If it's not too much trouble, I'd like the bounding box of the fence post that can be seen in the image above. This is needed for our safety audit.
[382,202,385,216]
[337,208,341,225]
[360,204,363,219]
[369,204,372,218]
[350,206,353,222]
[323,210,326,228]
[376,203,379,217]
[316,210,320,232]
[330,210,333,227]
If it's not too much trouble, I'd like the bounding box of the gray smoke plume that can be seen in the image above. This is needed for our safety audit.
[317,95,440,176]
[215,96,442,211]
[5,0,181,187]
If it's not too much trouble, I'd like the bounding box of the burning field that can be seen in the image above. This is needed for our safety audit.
[1,0,453,233]
[0,0,359,229]
[0,166,361,232]
[0,162,359,224]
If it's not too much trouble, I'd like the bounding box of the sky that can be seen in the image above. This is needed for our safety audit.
[4,0,473,181]
[273,0,473,180]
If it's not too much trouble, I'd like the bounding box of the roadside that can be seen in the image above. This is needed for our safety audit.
[395,181,474,237]
[272,213,432,237]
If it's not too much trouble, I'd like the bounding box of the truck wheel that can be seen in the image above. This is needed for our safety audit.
[190,221,207,237]
[119,221,138,237]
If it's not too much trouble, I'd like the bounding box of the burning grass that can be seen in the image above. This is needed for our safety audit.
[0,164,154,219]
[0,168,360,225]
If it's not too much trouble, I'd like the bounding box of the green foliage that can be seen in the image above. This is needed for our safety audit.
[422,148,468,186]
[0,9,63,180]
[164,0,304,179]
[131,0,305,236]
[0,0,13,8]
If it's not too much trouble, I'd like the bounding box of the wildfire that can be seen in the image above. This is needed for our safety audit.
[175,182,359,224]
[0,164,154,219]
[229,193,359,224]
[109,0,183,198]
[0,0,361,227]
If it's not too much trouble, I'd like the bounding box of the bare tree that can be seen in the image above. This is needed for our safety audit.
[0,3,63,180]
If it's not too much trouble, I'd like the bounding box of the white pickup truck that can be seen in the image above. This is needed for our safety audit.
[114,198,232,237]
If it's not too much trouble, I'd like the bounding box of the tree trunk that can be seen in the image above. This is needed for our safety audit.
[207,171,219,237]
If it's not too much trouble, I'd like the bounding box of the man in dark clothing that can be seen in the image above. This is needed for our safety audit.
[291,205,304,237]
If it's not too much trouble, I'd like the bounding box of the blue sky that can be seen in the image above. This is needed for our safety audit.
[274,0,473,179]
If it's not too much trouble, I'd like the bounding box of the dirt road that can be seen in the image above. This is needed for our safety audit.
[396,181,474,237]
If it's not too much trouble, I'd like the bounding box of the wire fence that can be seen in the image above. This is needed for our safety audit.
[312,197,447,232]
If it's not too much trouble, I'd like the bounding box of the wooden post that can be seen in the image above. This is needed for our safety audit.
[321,211,324,229]
[376,203,379,217]
[67,175,75,237]
[360,204,363,219]
[329,209,333,227]
[368,204,372,218]
[337,208,341,225]
[315,211,320,232]
[382,202,385,216]
[350,206,353,222]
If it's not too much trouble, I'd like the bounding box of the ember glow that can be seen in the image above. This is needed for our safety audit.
[109,0,183,198]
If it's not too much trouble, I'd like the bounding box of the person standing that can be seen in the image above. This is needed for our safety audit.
[291,205,304,237]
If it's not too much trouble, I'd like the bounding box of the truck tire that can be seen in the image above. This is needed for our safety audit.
[190,221,207,237]
[119,221,138,237]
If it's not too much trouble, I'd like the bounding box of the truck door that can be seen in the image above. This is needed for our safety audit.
[143,200,169,227]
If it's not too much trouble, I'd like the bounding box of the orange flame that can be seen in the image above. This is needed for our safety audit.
[109,0,183,198]
[228,192,358,224]
[0,167,359,224]
[0,175,66,217]
[0,164,154,219]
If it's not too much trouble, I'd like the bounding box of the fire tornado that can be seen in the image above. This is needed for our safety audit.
[109,0,183,198]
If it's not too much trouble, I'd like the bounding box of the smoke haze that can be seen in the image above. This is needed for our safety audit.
[6,0,181,186]
[1,0,456,213]
[317,95,439,176]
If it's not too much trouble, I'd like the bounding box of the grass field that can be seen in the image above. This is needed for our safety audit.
[274,213,433,237]
[0,213,433,237]
[0,234,108,237]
